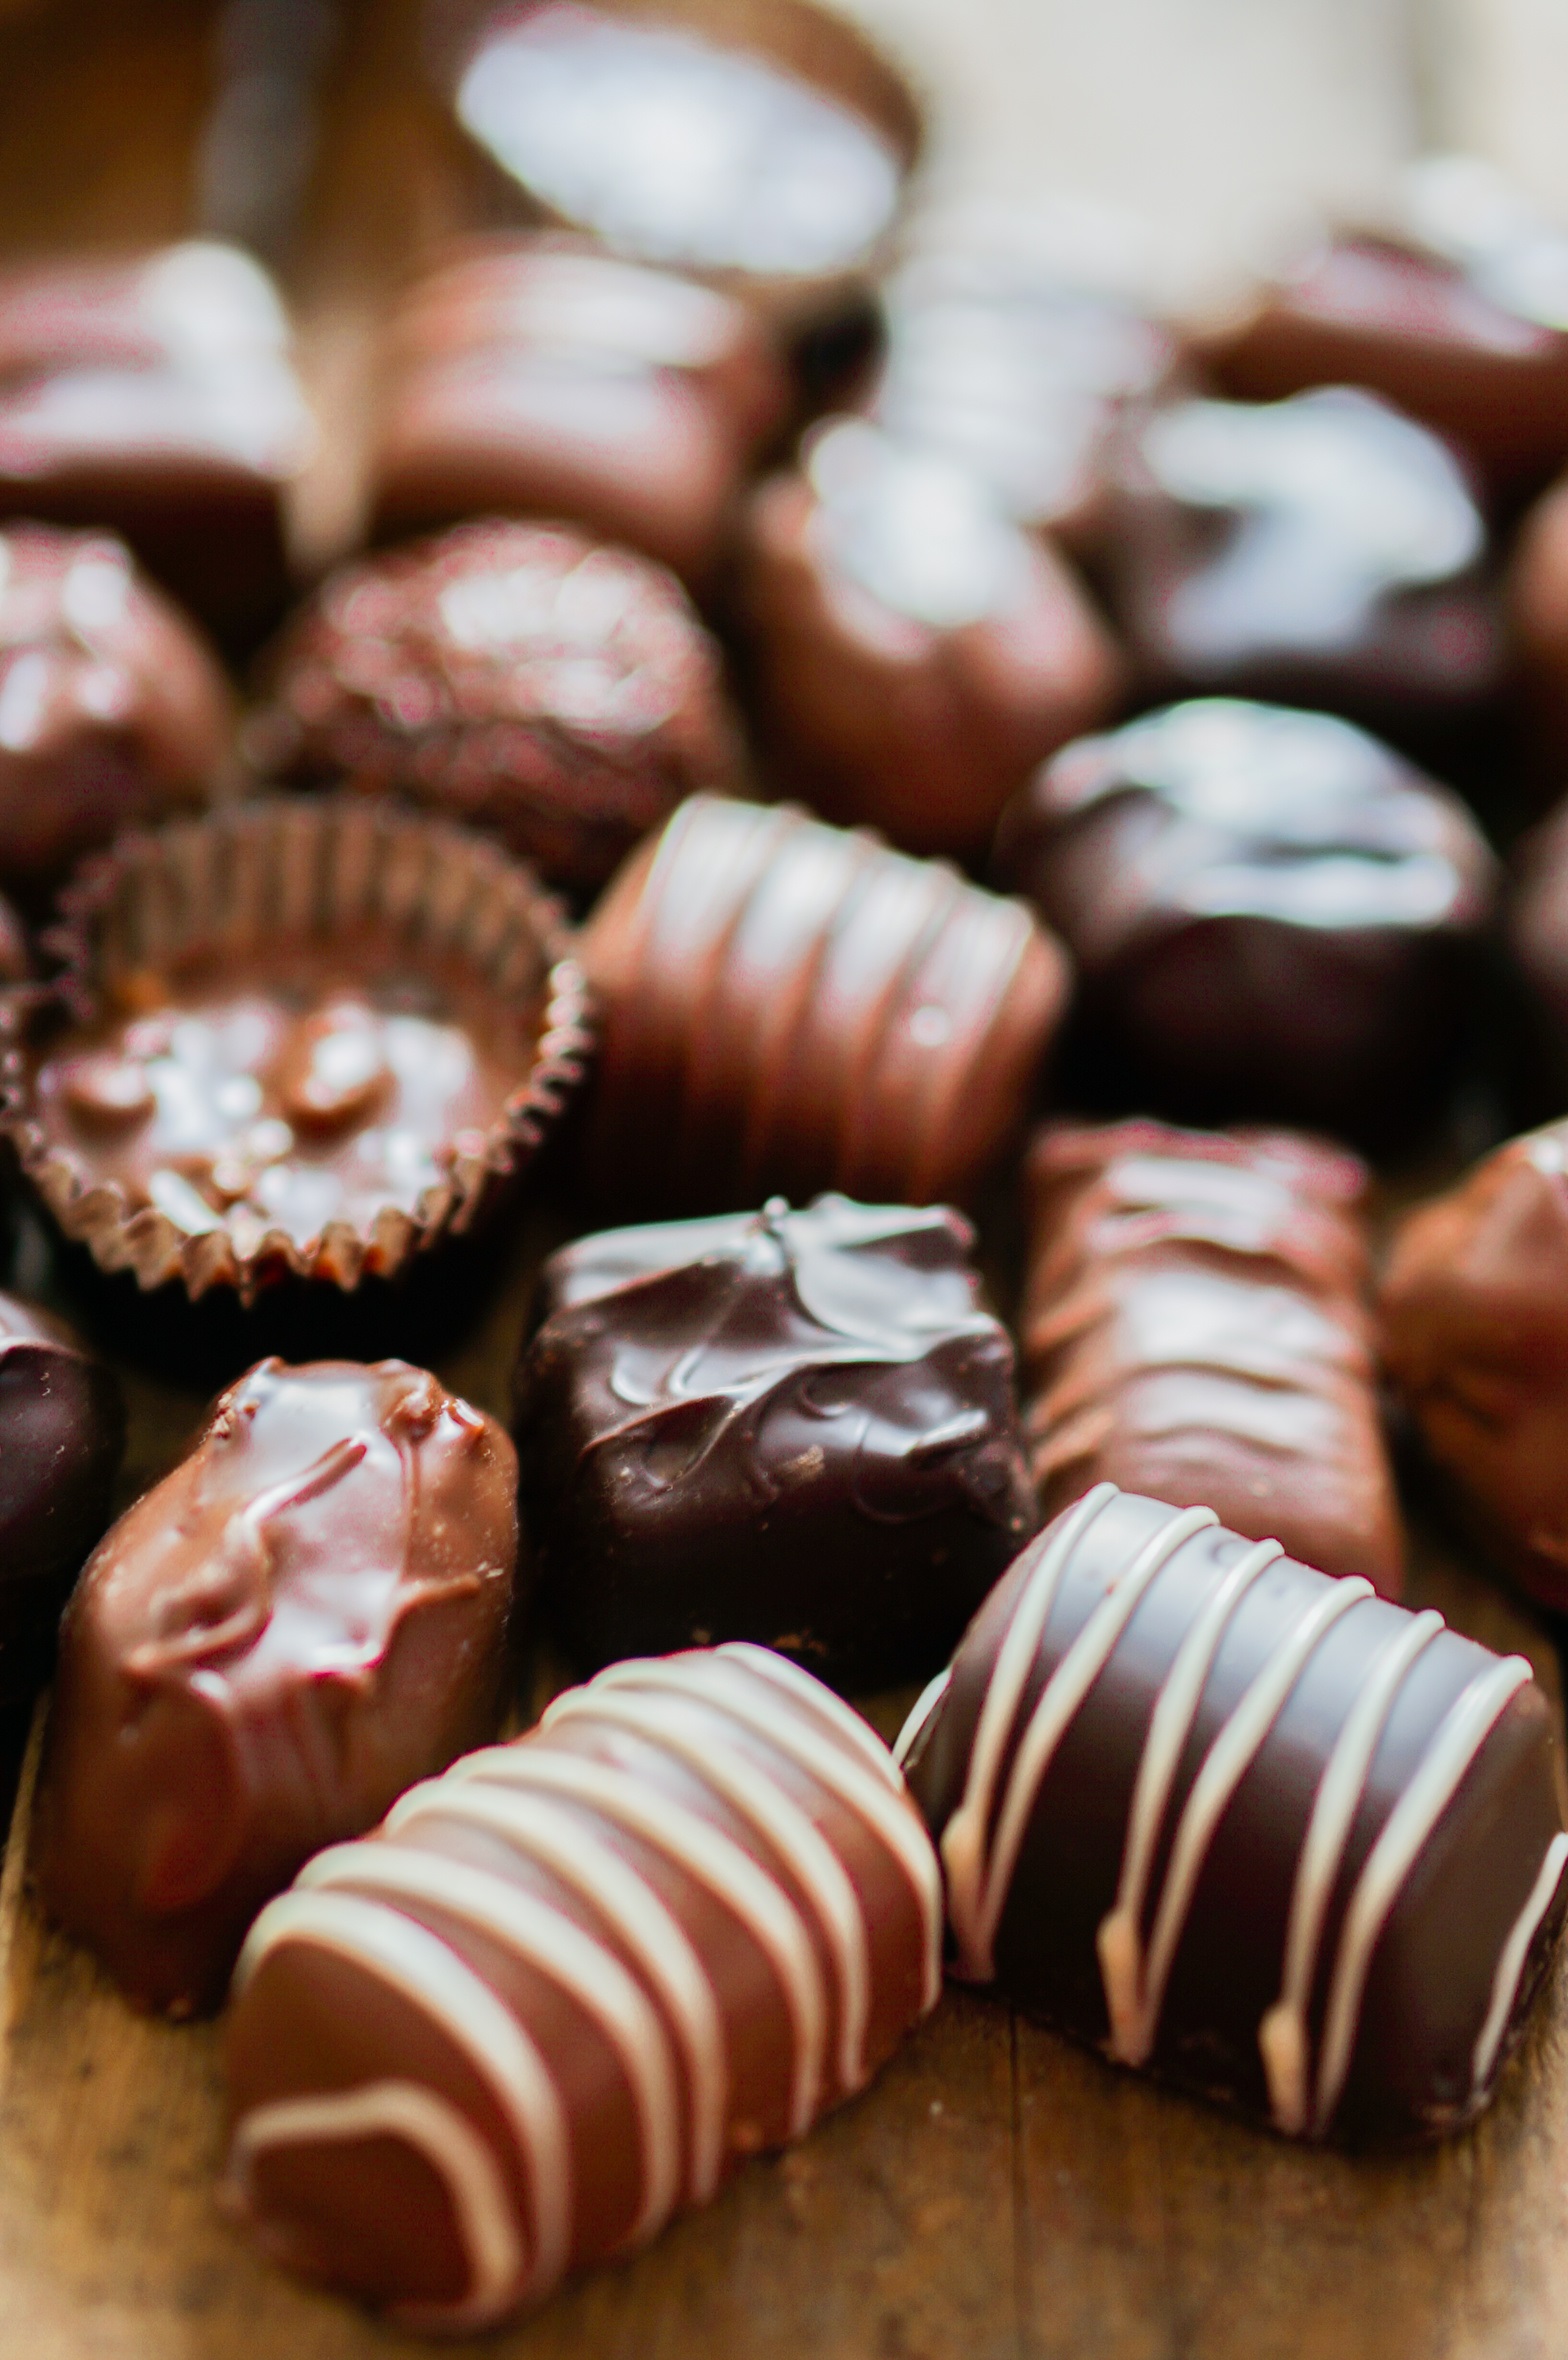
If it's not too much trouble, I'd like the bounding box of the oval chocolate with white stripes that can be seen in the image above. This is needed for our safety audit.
[898,1485,1566,2144]
[221,1645,941,2328]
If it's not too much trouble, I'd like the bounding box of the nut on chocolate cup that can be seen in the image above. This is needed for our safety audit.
[0,798,593,1330]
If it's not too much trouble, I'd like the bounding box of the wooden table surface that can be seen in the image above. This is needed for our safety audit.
[4,3,1568,2356]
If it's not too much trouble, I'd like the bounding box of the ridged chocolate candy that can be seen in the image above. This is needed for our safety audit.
[580,793,1068,1211]
[222,1644,942,2329]
[32,1357,517,2016]
[1021,1121,1403,1594]
[515,1195,1039,1686]
[900,1485,1567,2145]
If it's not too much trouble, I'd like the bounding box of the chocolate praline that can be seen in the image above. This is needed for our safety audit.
[0,521,232,897]
[0,241,312,643]
[514,1195,1040,1688]
[740,419,1123,858]
[32,1355,519,2016]
[992,697,1497,1146]
[900,1485,1568,2146]
[249,520,738,892]
[1102,386,1501,754]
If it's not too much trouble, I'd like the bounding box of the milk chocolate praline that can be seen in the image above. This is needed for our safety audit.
[32,1356,518,2015]
[248,519,739,893]
[514,1196,1040,1687]
[993,698,1497,1147]
[0,521,233,899]
[0,798,590,1378]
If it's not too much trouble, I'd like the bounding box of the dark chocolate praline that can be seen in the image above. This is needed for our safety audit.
[32,1355,519,2016]
[900,1484,1568,2147]
[514,1195,1040,1689]
[992,696,1497,1146]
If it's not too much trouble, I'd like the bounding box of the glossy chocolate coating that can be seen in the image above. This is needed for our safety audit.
[580,793,1069,1213]
[1380,1121,1568,1612]
[223,1643,941,2328]
[993,698,1496,1143]
[0,1289,124,1720]
[453,5,905,283]
[1509,472,1568,778]
[1104,387,1501,744]
[1021,1121,1402,1593]
[0,242,311,641]
[741,420,1123,858]
[370,239,790,584]
[0,522,231,892]
[515,1196,1039,1686]
[871,239,1179,547]
[901,1485,1567,2145]
[1204,159,1568,496]
[32,1357,517,2016]
[251,520,737,891]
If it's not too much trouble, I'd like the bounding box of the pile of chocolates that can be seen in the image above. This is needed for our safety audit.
[6,0,1568,2336]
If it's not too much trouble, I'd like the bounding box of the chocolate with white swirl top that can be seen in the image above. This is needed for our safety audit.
[514,1195,1039,1687]
[222,1644,941,2330]
[899,1485,1567,2145]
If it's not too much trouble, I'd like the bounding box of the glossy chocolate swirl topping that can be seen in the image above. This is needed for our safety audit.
[900,1486,1566,2145]
[222,1644,941,2330]
[516,1195,1039,1686]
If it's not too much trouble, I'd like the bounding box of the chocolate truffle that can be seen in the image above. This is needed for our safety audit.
[1021,1121,1403,1593]
[1508,472,1568,778]
[741,420,1123,858]
[0,241,312,640]
[993,698,1497,1144]
[900,1484,1568,2145]
[250,520,737,892]
[0,522,232,894]
[1203,156,1568,499]
[1380,1119,1568,1613]
[581,793,1069,1213]
[871,226,1180,549]
[369,239,790,584]
[0,1290,124,1720]
[32,1356,518,2016]
[223,1642,941,2328]
[515,1195,1039,1686]
[1103,387,1501,748]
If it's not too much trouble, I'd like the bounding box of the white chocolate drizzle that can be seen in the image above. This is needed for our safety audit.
[226,1649,936,2322]
[893,1667,952,1769]
[928,1487,1562,2141]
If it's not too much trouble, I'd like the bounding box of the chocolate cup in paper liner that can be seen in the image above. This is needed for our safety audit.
[0,799,592,1375]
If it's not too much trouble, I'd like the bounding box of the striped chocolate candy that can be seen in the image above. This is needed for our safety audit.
[222,1644,942,2328]
[898,1485,1567,2144]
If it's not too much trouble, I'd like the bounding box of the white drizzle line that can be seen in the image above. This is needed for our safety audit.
[1258,1609,1445,2135]
[296,1845,680,2252]
[226,2079,524,2334]
[448,1745,826,2136]
[893,1668,951,1770]
[1471,1831,1568,2100]
[1312,1654,1533,2137]
[387,1780,729,2205]
[542,1688,874,2097]
[717,1644,904,1790]
[593,1656,944,2012]
[235,1890,573,2301]
[940,1484,1123,1977]
[1130,1575,1375,2070]
[1096,1537,1283,2062]
[952,1499,1219,1982]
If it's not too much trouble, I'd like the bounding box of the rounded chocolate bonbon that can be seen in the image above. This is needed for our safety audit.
[250,520,738,892]
[1021,1121,1403,1594]
[32,1356,519,2016]
[900,1485,1567,2145]
[993,697,1496,1145]
[515,1195,1040,1686]
[580,793,1069,1213]
[222,1643,941,2327]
